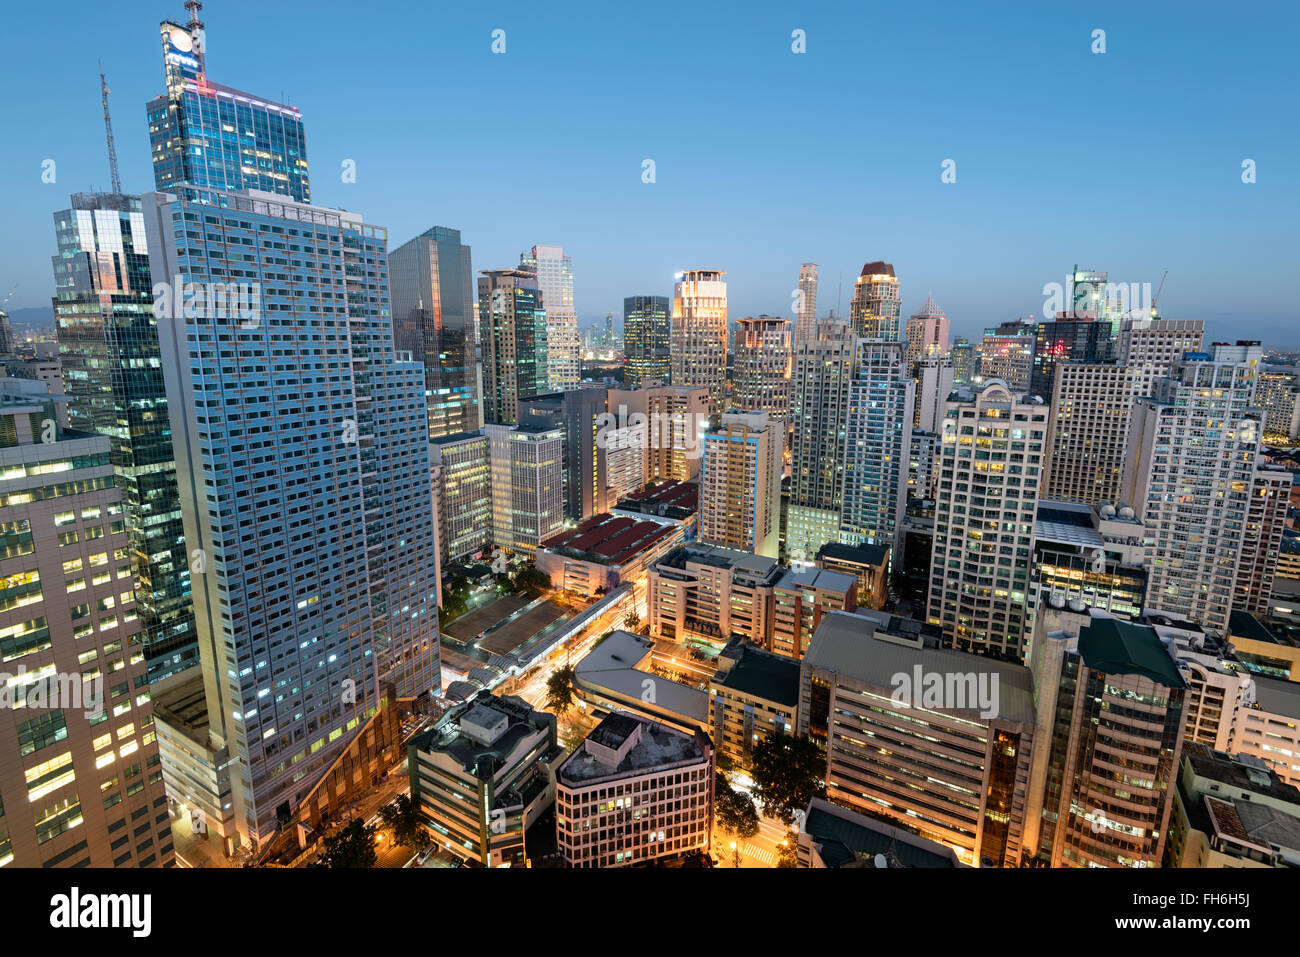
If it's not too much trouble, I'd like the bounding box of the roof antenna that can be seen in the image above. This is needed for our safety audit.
[185,0,207,74]
[99,64,121,194]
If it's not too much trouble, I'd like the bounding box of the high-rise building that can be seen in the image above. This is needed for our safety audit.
[1235,464,1293,617]
[1041,361,1135,505]
[389,226,481,438]
[518,387,609,521]
[1120,342,1263,636]
[1029,317,1112,402]
[1117,318,1205,387]
[486,419,565,556]
[606,383,708,483]
[908,430,940,501]
[521,245,580,392]
[840,339,914,556]
[848,261,901,340]
[1066,265,1127,336]
[732,316,792,435]
[699,411,782,558]
[146,16,309,201]
[928,381,1048,660]
[978,320,1035,391]
[951,337,977,386]
[903,294,949,372]
[1256,371,1300,443]
[787,320,858,562]
[0,379,175,867]
[795,263,818,342]
[429,431,492,564]
[143,185,441,850]
[670,269,728,415]
[555,713,714,868]
[913,355,955,435]
[646,544,782,645]
[0,310,14,354]
[623,295,670,388]
[478,268,549,426]
[798,609,1037,868]
[1025,602,1188,868]
[50,192,197,680]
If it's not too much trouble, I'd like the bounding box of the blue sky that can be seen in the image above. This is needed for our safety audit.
[2,0,1297,340]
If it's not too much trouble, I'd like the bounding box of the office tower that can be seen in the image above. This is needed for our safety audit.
[928,381,1048,660]
[521,245,580,392]
[1256,371,1300,443]
[555,713,714,868]
[1120,342,1263,637]
[795,263,818,342]
[478,268,549,426]
[646,544,781,643]
[1029,317,1112,401]
[143,186,441,851]
[670,269,728,415]
[699,411,782,558]
[1041,361,1134,505]
[908,430,939,500]
[1025,603,1188,868]
[430,431,492,564]
[788,320,858,562]
[623,295,670,388]
[4,354,64,396]
[604,312,615,349]
[0,379,174,867]
[978,321,1035,391]
[1117,317,1205,384]
[486,419,565,556]
[1235,464,1293,617]
[798,610,1037,868]
[848,261,901,340]
[904,294,950,372]
[389,226,481,438]
[518,387,608,521]
[147,16,309,201]
[0,310,13,354]
[913,355,955,434]
[1029,500,1148,639]
[50,192,196,681]
[408,694,563,867]
[840,340,914,555]
[709,643,801,768]
[606,383,709,483]
[951,337,977,386]
[1067,265,1128,336]
[732,316,792,434]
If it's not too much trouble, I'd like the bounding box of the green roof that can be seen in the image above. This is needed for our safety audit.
[1230,609,1279,645]
[1078,616,1185,689]
[716,649,800,706]
[805,806,957,868]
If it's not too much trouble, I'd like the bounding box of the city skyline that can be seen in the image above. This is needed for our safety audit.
[1,0,1297,339]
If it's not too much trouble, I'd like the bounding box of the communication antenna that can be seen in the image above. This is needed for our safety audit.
[99,64,121,194]
[185,0,207,73]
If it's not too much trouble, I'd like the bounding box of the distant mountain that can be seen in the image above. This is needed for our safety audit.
[4,306,54,332]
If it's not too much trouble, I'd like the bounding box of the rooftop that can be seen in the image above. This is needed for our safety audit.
[775,564,857,595]
[803,798,961,868]
[559,714,705,784]
[1077,616,1186,689]
[816,541,889,568]
[540,512,676,566]
[712,645,800,707]
[620,480,699,513]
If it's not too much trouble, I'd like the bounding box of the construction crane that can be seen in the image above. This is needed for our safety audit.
[99,64,121,194]
[1151,270,1169,317]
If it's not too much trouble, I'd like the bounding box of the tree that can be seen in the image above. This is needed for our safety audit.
[776,834,798,868]
[311,819,377,868]
[545,664,578,715]
[623,609,642,632]
[513,565,552,598]
[378,793,430,852]
[714,772,759,840]
[439,576,472,622]
[749,734,826,825]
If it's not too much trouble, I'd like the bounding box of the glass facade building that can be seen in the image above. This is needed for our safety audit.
[146,20,310,202]
[50,192,197,681]
[623,295,670,388]
[478,268,549,426]
[389,226,481,438]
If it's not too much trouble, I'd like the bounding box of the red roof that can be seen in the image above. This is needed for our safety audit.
[541,513,676,565]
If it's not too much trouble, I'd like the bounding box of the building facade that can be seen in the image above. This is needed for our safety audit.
[623,295,671,388]
[478,268,549,426]
[521,245,580,392]
[670,269,728,415]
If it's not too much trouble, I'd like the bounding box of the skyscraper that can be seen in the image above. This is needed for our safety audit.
[913,355,955,435]
[478,268,549,426]
[951,336,977,386]
[389,226,481,438]
[699,411,782,558]
[430,431,492,564]
[0,310,14,354]
[50,192,197,681]
[486,419,565,556]
[928,380,1048,660]
[840,339,914,556]
[848,261,901,340]
[903,293,949,372]
[146,15,309,201]
[605,383,709,483]
[1041,361,1135,506]
[671,269,728,415]
[787,320,858,561]
[1029,317,1112,401]
[521,245,580,392]
[1235,464,1293,617]
[143,184,441,850]
[732,316,792,435]
[1120,342,1263,637]
[0,378,175,867]
[978,320,1035,391]
[623,295,670,388]
[518,387,609,521]
[795,263,818,342]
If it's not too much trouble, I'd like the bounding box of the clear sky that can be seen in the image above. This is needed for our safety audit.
[2,0,1297,341]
